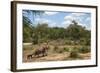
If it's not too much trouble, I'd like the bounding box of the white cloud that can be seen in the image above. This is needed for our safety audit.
[71,13,86,17]
[49,22,57,27]
[62,20,71,27]
[62,20,71,25]
[64,14,80,23]
[63,12,89,28]
[35,18,41,21]
[86,17,91,22]
[63,14,78,28]
[61,20,85,28]
[64,13,87,23]
[44,11,58,15]
[78,22,91,30]
[63,15,74,28]
[41,19,50,23]
[64,15,74,21]
[78,22,85,26]
[35,17,58,27]
[62,17,91,30]
[35,18,50,24]
[34,12,90,30]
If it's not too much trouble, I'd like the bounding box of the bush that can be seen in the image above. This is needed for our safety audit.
[53,46,59,53]
[79,46,90,53]
[53,46,64,53]
[53,46,59,51]
[65,41,71,45]
[63,47,69,52]
[69,50,79,58]
[58,50,63,53]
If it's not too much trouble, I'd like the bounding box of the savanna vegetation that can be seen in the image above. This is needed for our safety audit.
[23,10,91,62]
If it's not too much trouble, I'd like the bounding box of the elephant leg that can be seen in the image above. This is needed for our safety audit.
[27,54,32,59]
[45,52,47,56]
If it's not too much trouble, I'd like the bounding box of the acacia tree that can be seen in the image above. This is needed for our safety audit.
[32,23,49,44]
[66,20,91,45]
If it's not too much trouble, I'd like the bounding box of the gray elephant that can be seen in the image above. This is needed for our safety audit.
[27,44,49,59]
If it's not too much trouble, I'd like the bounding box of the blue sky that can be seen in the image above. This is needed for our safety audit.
[23,10,91,30]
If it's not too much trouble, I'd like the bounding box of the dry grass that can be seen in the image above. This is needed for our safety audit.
[23,48,91,62]
[23,43,91,62]
[23,51,70,62]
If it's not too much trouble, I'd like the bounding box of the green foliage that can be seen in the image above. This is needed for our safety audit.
[53,46,64,53]
[66,20,90,44]
[23,18,91,46]
[23,10,44,42]
[23,16,33,42]
[79,46,90,53]
[63,47,69,52]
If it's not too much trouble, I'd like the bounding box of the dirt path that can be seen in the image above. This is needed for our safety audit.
[23,52,70,62]
[23,50,91,62]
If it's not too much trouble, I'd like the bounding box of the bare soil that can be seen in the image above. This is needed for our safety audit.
[23,50,91,62]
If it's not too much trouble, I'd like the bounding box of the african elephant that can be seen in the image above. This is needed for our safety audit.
[27,45,49,59]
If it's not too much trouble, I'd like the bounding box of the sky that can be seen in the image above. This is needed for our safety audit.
[23,10,91,30]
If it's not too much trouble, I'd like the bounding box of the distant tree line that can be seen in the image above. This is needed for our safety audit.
[23,16,91,45]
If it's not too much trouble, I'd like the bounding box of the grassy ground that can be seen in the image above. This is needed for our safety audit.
[23,44,91,62]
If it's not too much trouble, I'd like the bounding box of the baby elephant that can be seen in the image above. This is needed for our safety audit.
[27,53,33,59]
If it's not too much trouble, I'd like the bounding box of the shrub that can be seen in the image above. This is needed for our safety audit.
[69,50,79,58]
[58,50,63,53]
[53,46,64,53]
[65,41,71,45]
[63,47,69,52]
[53,46,59,51]
[53,46,59,53]
[79,46,90,53]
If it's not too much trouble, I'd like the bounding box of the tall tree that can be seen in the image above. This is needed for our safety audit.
[66,20,90,45]
[23,10,44,42]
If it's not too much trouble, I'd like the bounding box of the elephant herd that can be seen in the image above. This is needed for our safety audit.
[27,44,49,59]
